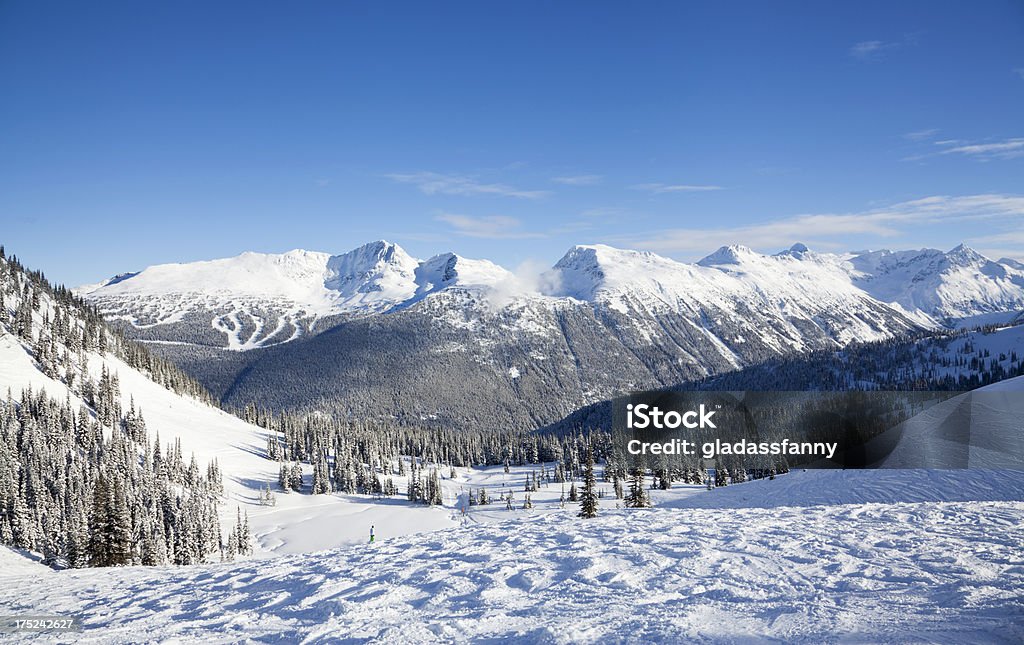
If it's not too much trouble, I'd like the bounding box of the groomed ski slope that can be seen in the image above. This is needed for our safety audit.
[1,483,1021,643]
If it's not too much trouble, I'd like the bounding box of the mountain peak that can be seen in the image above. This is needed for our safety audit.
[697,244,758,266]
[945,243,987,265]
[415,252,511,293]
[324,241,419,297]
[774,242,813,259]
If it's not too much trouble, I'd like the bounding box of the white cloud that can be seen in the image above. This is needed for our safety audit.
[903,137,1024,162]
[631,183,723,194]
[485,259,563,309]
[551,174,603,186]
[435,213,545,239]
[969,229,1024,246]
[1014,68,1024,81]
[849,40,898,61]
[618,194,1024,256]
[386,171,549,199]
[937,138,1024,161]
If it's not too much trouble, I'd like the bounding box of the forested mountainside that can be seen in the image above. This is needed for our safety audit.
[0,248,245,567]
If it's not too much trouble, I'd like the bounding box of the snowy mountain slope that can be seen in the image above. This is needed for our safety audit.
[79,241,511,350]
[846,244,1024,324]
[1,317,464,558]
[0,293,277,535]
[557,243,922,347]
[1,496,1021,643]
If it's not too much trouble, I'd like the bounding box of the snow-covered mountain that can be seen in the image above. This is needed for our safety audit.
[75,240,1024,431]
[79,241,511,350]
[845,243,1024,325]
[80,241,1024,351]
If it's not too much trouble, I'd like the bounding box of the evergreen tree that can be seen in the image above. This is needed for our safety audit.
[625,468,651,508]
[578,443,598,519]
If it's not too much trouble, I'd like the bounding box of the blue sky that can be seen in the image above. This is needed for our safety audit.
[1,1,1022,285]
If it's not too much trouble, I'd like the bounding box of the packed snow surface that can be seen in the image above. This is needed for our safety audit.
[2,485,1022,643]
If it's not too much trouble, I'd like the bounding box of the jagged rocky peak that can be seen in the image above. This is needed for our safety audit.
[554,244,673,272]
[552,244,686,300]
[326,240,417,277]
[554,244,608,270]
[415,252,512,292]
[324,240,419,294]
[420,253,461,284]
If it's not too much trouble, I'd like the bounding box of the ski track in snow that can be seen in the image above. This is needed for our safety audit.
[2,501,1022,643]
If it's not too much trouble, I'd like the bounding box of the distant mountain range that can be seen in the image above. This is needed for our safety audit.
[77,241,1024,430]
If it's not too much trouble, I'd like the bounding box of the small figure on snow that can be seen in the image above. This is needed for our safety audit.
[369,525,375,543]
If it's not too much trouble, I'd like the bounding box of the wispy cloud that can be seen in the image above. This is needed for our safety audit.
[849,40,899,62]
[631,183,723,194]
[903,128,939,141]
[435,213,545,239]
[937,138,1024,161]
[551,174,603,186]
[616,194,1024,257]
[386,171,549,199]
[849,33,921,62]
[1014,68,1024,81]
[903,136,1024,162]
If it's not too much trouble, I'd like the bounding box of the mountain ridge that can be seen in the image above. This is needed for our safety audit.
[78,240,1024,351]
[75,240,1024,430]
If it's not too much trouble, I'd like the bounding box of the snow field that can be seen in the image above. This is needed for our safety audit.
[1,497,1021,643]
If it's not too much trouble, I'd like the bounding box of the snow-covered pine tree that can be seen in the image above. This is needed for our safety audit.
[289,463,304,492]
[625,468,651,508]
[578,443,598,519]
[312,454,332,494]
